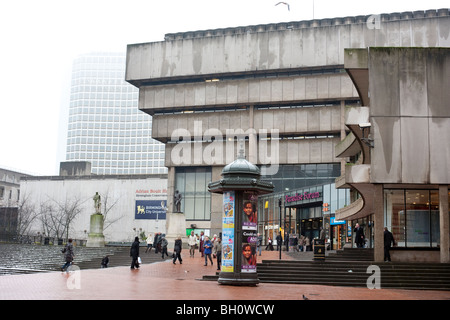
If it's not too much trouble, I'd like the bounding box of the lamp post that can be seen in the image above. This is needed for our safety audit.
[279,197,282,260]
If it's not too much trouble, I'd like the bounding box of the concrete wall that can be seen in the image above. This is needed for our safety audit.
[163,138,340,167]
[152,105,342,140]
[20,176,167,243]
[126,11,450,83]
[370,48,450,184]
[137,73,357,114]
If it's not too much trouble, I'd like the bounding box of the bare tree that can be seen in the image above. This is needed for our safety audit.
[39,196,85,241]
[16,192,39,236]
[100,189,123,232]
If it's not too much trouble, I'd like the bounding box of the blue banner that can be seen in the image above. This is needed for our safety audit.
[135,200,167,220]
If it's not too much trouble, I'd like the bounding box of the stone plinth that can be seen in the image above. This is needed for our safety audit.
[165,211,186,249]
[86,213,105,247]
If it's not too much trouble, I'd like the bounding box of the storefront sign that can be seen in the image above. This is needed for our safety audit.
[330,217,346,225]
[285,191,321,204]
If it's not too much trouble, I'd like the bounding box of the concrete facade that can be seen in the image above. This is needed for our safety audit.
[337,47,450,263]
[126,10,450,240]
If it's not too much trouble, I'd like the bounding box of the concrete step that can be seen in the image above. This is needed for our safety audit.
[0,243,173,275]
[326,248,374,261]
[256,260,450,291]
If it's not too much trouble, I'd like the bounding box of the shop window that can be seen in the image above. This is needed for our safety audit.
[385,189,441,248]
[384,190,406,247]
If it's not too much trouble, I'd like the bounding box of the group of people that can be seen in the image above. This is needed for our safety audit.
[144,232,168,256]
[130,233,174,269]
[188,231,221,269]
[138,231,223,269]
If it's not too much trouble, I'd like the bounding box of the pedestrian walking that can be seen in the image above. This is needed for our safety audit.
[384,227,396,262]
[299,235,305,252]
[276,233,283,252]
[203,236,213,266]
[154,232,161,254]
[257,233,263,256]
[61,238,74,272]
[199,231,205,257]
[213,237,222,270]
[284,232,289,252]
[293,236,299,252]
[354,223,365,248]
[305,236,311,251]
[101,255,109,268]
[173,236,183,264]
[265,237,274,251]
[160,236,169,259]
[145,233,153,253]
[188,231,197,258]
[130,236,140,269]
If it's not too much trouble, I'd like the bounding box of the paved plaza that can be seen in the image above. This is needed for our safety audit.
[1,244,449,302]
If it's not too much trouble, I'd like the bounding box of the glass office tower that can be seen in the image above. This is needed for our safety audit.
[66,52,167,175]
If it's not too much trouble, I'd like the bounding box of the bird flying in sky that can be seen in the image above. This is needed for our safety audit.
[275,2,290,11]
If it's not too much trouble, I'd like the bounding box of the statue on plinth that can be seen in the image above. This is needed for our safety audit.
[93,192,101,214]
[87,192,105,247]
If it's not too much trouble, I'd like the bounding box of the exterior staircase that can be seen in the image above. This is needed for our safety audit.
[257,248,450,291]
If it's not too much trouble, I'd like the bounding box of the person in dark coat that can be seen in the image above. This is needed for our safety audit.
[153,232,161,254]
[130,237,140,269]
[101,255,109,268]
[61,238,74,272]
[173,236,183,264]
[354,223,365,248]
[276,233,283,252]
[384,227,396,262]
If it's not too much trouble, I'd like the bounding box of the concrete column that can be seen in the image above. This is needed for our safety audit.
[439,185,449,263]
[167,167,176,214]
[248,105,257,164]
[340,100,347,176]
[373,184,384,262]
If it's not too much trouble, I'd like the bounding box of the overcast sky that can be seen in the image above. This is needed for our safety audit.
[0,0,448,176]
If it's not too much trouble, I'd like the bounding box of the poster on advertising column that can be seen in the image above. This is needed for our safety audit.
[222,191,235,272]
[241,192,258,273]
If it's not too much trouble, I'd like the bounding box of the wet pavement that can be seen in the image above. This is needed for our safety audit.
[1,247,449,302]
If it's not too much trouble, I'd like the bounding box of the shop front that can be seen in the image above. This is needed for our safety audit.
[258,183,350,248]
[329,217,347,250]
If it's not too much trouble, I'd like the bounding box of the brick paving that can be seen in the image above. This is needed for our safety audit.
[1,249,449,301]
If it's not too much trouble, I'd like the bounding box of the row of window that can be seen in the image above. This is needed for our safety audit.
[68,106,142,115]
[66,153,164,162]
[68,117,150,125]
[94,167,167,175]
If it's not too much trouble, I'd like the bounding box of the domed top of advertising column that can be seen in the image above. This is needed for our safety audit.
[208,155,274,195]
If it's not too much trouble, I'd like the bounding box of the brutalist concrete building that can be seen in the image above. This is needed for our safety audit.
[337,47,449,263]
[125,9,450,258]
